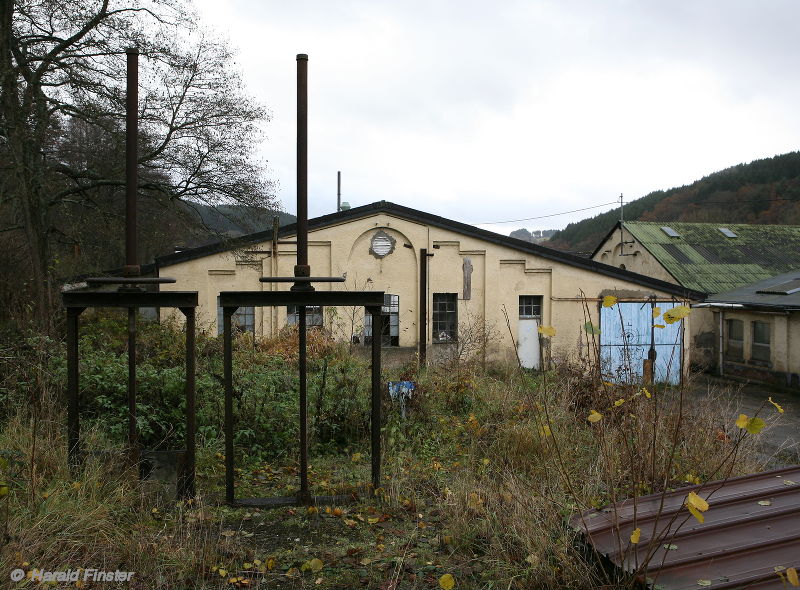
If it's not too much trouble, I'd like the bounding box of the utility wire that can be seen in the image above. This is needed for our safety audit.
[476,200,619,225]
[477,196,799,226]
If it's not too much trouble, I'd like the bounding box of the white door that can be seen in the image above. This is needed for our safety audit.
[518,318,540,369]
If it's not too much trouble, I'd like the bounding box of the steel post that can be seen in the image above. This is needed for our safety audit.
[124,48,140,277]
[298,305,310,504]
[67,307,83,471]
[180,307,196,499]
[224,307,235,504]
[370,307,383,492]
[127,307,138,465]
[295,54,309,277]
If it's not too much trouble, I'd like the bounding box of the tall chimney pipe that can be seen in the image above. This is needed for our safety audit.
[295,54,309,278]
[337,171,341,212]
[124,47,140,277]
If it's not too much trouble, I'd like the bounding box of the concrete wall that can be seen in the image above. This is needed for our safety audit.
[161,212,690,371]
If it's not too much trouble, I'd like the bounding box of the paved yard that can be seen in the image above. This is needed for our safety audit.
[685,374,800,467]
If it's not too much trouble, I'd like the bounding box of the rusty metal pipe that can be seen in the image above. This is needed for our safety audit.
[295,54,309,276]
[124,48,140,276]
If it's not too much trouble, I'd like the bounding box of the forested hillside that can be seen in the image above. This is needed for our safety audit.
[546,152,800,254]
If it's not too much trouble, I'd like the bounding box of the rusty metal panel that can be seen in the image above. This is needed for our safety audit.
[572,466,800,589]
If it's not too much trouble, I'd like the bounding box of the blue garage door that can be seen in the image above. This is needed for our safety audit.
[599,301,683,385]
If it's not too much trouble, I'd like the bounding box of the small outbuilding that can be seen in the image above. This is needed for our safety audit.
[697,270,800,387]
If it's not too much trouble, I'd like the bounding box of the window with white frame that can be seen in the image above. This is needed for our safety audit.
[364,294,399,346]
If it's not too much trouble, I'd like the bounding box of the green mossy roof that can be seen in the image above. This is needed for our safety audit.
[624,221,800,294]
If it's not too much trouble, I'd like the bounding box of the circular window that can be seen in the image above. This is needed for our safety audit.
[370,230,395,258]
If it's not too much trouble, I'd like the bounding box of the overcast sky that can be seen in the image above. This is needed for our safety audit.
[192,0,800,234]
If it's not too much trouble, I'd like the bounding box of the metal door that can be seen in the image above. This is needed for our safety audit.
[518,318,541,369]
[599,302,683,384]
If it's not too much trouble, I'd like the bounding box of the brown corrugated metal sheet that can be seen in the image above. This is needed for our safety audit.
[571,466,800,589]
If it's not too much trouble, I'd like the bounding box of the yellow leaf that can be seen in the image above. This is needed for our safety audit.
[602,295,618,308]
[768,397,784,414]
[0,483,8,497]
[439,573,456,590]
[587,410,603,423]
[482,457,490,465]
[266,558,275,571]
[71,482,82,490]
[467,492,484,511]
[351,452,362,462]
[687,504,704,523]
[787,567,799,586]
[309,558,323,572]
[218,569,228,577]
[735,414,750,429]
[307,506,318,515]
[368,517,379,524]
[630,528,641,544]
[243,563,252,569]
[538,325,556,337]
[746,417,766,434]
[613,398,625,407]
[343,518,357,527]
[663,305,691,324]
[654,324,666,329]
[652,307,661,318]
[687,491,709,512]
[641,387,652,399]
[538,425,551,437]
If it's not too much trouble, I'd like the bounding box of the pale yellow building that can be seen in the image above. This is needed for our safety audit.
[156,202,700,379]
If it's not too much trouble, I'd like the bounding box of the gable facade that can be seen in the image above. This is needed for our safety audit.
[157,203,699,375]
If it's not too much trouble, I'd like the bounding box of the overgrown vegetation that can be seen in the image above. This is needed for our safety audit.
[0,311,781,588]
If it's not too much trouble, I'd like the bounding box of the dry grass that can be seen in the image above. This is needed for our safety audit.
[0,329,772,589]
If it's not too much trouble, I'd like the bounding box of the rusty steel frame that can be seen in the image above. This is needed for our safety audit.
[220,290,385,508]
[63,290,198,499]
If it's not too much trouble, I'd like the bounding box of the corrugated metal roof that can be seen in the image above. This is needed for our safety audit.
[707,269,800,310]
[571,466,800,590]
[622,222,800,294]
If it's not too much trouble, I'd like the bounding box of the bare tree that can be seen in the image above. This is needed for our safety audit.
[0,0,276,329]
